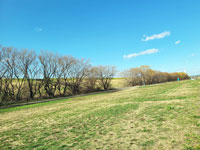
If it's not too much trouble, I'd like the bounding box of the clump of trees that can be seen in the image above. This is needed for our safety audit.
[122,65,190,86]
[0,46,116,105]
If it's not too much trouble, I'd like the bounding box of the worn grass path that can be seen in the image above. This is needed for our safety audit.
[0,80,200,150]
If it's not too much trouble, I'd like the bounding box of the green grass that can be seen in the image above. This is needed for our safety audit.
[0,80,200,149]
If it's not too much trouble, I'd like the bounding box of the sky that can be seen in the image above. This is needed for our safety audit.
[0,0,200,75]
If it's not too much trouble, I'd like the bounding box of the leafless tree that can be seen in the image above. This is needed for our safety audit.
[1,47,24,101]
[138,65,151,86]
[121,68,142,86]
[39,51,59,97]
[58,56,75,96]
[0,47,7,102]
[67,58,90,94]
[96,66,116,90]
[84,67,98,92]
[18,49,40,99]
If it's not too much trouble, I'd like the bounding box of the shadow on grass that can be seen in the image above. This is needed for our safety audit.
[0,88,127,110]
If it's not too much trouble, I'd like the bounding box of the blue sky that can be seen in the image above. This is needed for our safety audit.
[0,0,200,75]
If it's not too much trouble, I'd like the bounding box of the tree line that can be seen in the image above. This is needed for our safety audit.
[0,46,190,105]
[0,46,116,104]
[121,65,190,86]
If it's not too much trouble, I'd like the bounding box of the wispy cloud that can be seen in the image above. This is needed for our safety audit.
[34,27,43,32]
[175,40,181,44]
[142,31,170,41]
[123,48,159,59]
[190,53,196,57]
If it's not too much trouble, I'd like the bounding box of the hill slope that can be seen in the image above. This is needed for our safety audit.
[0,80,200,149]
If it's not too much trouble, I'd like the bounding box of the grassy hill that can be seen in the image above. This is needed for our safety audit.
[0,80,200,149]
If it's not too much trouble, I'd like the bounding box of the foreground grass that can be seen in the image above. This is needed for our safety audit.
[0,80,200,149]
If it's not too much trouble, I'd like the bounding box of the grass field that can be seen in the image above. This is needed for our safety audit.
[0,80,200,150]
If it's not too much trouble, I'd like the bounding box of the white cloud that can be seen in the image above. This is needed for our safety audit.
[175,40,181,44]
[142,31,170,41]
[123,48,159,59]
[34,27,43,32]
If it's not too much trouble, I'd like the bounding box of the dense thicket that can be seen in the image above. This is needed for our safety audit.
[0,46,190,105]
[0,46,116,104]
[121,65,190,86]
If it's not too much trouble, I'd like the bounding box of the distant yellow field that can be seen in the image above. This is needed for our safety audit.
[111,78,128,88]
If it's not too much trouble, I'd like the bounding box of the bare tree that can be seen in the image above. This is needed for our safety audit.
[18,49,40,99]
[0,47,8,103]
[1,47,15,101]
[1,47,24,101]
[138,65,151,86]
[67,58,90,94]
[121,68,142,86]
[84,67,98,92]
[39,51,59,97]
[59,56,75,96]
[96,66,116,90]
